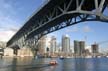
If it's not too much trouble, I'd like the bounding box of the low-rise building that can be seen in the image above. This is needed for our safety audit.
[4,48,14,56]
[17,47,33,57]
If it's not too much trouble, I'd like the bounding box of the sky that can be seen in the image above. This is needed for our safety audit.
[0,0,108,52]
[0,0,44,42]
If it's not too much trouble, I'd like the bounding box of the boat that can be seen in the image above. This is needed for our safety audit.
[49,60,58,65]
[59,56,64,60]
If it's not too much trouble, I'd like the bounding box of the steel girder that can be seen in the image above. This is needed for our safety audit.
[26,0,108,48]
[7,0,108,48]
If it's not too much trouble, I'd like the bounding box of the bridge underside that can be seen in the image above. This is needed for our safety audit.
[7,0,108,49]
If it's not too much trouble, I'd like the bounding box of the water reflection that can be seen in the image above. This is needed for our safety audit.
[74,58,86,71]
[0,57,108,71]
[11,58,17,71]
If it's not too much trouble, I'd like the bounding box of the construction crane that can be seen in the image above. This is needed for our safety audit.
[94,40,108,54]
[96,40,108,45]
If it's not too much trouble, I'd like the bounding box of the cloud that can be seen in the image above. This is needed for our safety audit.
[65,25,93,33]
[66,26,79,33]
[9,28,19,32]
[47,33,57,38]
[0,30,16,42]
[83,25,92,32]
[0,0,21,42]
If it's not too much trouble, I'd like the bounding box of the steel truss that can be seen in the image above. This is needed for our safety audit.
[7,0,108,48]
[25,0,108,48]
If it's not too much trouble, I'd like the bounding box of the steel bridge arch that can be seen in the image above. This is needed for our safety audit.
[7,0,108,49]
[26,0,108,48]
[26,16,108,49]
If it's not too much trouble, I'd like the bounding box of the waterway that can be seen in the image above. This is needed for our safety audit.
[0,57,108,71]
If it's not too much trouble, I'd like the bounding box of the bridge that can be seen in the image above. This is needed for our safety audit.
[7,0,108,51]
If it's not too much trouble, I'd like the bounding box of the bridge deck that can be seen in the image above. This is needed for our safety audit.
[7,0,108,47]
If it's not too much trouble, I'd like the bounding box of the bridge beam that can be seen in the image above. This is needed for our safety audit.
[7,0,108,49]
[26,0,108,44]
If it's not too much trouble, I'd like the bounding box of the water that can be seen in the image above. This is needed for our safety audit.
[0,57,108,71]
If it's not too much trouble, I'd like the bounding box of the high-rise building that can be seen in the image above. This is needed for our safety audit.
[91,43,99,54]
[74,40,80,55]
[74,40,85,56]
[37,36,47,56]
[50,36,57,55]
[45,37,51,54]
[62,35,70,54]
[79,41,85,55]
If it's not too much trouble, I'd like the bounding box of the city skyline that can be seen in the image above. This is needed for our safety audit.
[0,1,108,71]
[0,0,108,52]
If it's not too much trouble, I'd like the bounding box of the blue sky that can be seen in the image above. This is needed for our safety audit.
[0,0,108,52]
[0,0,44,41]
